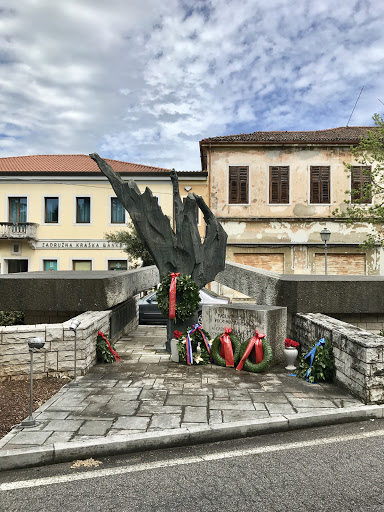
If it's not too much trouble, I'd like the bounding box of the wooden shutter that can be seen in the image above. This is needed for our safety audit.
[269,166,289,204]
[229,166,249,204]
[351,166,371,203]
[310,166,330,203]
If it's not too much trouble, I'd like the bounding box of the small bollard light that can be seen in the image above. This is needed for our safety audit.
[20,337,45,427]
[69,318,81,386]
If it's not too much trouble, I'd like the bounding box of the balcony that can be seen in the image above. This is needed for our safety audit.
[0,222,39,240]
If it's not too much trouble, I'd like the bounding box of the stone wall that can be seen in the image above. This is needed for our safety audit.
[0,311,110,381]
[329,313,384,335]
[202,304,287,364]
[291,313,384,404]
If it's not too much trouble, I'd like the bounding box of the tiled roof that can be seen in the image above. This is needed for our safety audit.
[0,154,174,174]
[200,126,376,144]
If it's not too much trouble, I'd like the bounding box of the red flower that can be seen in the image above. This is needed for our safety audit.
[285,338,299,348]
[173,330,183,339]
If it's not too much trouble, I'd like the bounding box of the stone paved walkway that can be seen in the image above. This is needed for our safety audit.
[0,326,364,451]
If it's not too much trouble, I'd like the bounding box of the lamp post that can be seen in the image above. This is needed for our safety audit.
[69,318,81,386]
[20,337,45,427]
[320,227,331,275]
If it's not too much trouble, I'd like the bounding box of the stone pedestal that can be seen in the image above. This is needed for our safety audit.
[201,304,287,364]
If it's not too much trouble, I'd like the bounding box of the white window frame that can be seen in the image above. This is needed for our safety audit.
[73,195,92,225]
[6,194,30,223]
[70,257,94,270]
[1,256,30,274]
[42,195,61,225]
[105,257,130,271]
[108,195,126,226]
[40,257,60,271]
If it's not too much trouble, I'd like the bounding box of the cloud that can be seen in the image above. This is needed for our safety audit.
[0,0,383,169]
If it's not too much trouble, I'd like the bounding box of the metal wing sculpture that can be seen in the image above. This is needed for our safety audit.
[89,153,227,289]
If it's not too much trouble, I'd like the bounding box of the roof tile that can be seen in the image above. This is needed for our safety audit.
[200,126,376,144]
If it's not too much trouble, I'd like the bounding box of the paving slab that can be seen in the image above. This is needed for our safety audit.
[1,325,381,472]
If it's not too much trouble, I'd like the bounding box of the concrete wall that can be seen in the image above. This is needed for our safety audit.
[291,313,384,404]
[0,311,110,381]
[202,304,287,364]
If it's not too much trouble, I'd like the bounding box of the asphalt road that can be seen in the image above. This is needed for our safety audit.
[1,419,383,512]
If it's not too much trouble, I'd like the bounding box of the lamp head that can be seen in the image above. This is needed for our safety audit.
[184,186,192,192]
[70,318,81,332]
[320,227,331,243]
[28,337,45,350]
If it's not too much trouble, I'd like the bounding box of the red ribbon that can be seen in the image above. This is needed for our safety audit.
[220,327,234,367]
[236,329,264,371]
[97,331,121,361]
[169,272,180,319]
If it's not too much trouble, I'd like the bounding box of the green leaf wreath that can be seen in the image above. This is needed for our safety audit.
[157,273,200,322]
[177,327,212,365]
[96,334,117,364]
[295,337,335,383]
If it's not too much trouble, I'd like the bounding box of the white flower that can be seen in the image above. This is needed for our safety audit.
[194,354,204,364]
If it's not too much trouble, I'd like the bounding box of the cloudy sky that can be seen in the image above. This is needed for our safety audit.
[0,0,383,170]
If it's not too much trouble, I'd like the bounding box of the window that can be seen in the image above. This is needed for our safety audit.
[229,166,249,204]
[269,166,289,204]
[76,197,91,223]
[111,197,125,224]
[310,166,330,204]
[108,260,128,271]
[9,197,27,223]
[45,197,59,223]
[72,260,92,271]
[44,260,57,271]
[351,166,372,203]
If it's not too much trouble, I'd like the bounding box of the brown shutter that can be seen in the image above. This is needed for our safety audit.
[311,166,330,203]
[229,166,248,203]
[351,166,371,203]
[269,166,289,203]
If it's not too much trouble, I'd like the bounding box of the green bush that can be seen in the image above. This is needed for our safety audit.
[0,311,24,326]
[296,337,335,383]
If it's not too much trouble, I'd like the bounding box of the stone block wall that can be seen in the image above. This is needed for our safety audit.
[329,313,384,335]
[291,313,384,404]
[0,311,110,381]
[202,304,287,364]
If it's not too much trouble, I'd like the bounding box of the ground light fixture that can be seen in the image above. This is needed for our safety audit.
[69,318,81,386]
[20,336,45,427]
[320,227,331,275]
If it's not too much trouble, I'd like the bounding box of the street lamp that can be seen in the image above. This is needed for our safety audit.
[20,337,45,427]
[69,318,81,386]
[320,227,331,275]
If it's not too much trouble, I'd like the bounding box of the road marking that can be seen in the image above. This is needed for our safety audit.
[1,429,383,491]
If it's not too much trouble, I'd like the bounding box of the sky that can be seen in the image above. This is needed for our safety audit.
[0,0,384,170]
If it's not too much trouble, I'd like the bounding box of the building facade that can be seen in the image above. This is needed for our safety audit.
[0,155,207,274]
[200,127,381,276]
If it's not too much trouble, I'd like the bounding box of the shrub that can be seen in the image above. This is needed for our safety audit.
[0,311,24,326]
[296,337,335,383]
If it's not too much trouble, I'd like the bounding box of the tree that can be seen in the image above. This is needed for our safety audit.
[332,114,384,248]
[105,224,154,267]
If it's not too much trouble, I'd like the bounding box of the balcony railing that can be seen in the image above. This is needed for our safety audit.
[0,222,39,240]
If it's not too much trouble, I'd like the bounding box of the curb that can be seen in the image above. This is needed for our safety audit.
[0,404,383,472]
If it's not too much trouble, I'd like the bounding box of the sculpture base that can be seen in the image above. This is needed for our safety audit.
[166,314,198,352]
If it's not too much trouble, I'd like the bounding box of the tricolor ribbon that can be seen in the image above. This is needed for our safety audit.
[169,272,180,319]
[304,337,326,381]
[97,331,121,361]
[236,329,265,371]
[186,324,213,365]
[220,327,235,367]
